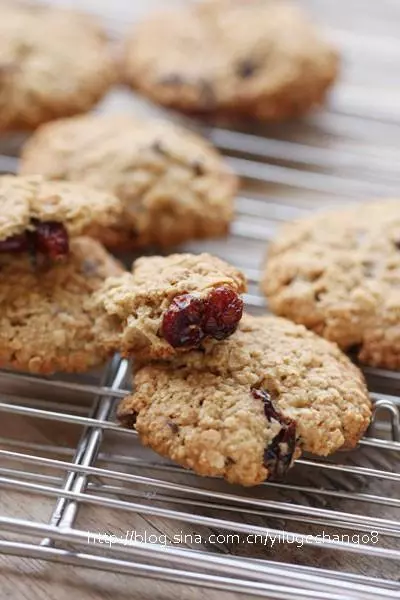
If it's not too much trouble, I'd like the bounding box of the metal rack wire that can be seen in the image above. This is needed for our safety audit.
[1,3,400,599]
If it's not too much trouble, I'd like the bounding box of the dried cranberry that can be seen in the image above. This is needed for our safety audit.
[251,388,297,480]
[161,286,243,348]
[33,220,69,260]
[0,234,29,253]
[203,287,243,340]
[0,220,69,261]
[264,423,297,480]
[161,294,205,348]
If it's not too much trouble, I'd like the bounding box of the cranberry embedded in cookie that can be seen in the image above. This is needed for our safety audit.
[162,294,206,348]
[251,388,297,480]
[0,221,70,261]
[0,234,29,254]
[33,221,70,260]
[202,286,244,340]
[91,252,247,360]
[161,286,243,348]
[0,175,122,263]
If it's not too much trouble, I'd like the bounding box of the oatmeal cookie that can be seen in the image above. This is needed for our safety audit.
[0,2,114,131]
[262,201,400,369]
[118,315,371,486]
[92,252,246,360]
[20,113,237,249]
[122,0,338,121]
[0,175,122,260]
[0,237,123,374]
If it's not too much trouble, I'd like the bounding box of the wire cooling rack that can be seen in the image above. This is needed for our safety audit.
[1,2,400,599]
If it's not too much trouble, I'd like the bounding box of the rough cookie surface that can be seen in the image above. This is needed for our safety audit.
[119,315,371,485]
[122,0,338,121]
[262,201,400,369]
[119,369,299,487]
[0,3,114,131]
[92,252,246,360]
[20,113,237,249]
[0,175,122,241]
[0,237,123,374]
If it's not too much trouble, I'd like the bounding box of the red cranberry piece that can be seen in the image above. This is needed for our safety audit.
[264,422,297,480]
[0,233,29,253]
[161,294,205,348]
[0,221,69,261]
[203,286,243,340]
[33,221,69,260]
[252,388,297,480]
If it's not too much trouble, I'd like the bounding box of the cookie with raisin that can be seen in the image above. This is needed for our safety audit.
[0,175,121,262]
[19,113,237,249]
[118,315,371,486]
[122,0,338,121]
[91,252,246,360]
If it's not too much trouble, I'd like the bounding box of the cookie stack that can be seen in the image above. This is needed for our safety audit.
[87,252,371,488]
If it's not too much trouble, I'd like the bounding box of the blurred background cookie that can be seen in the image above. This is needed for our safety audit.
[122,0,338,121]
[20,113,237,249]
[0,1,114,131]
[262,201,400,369]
